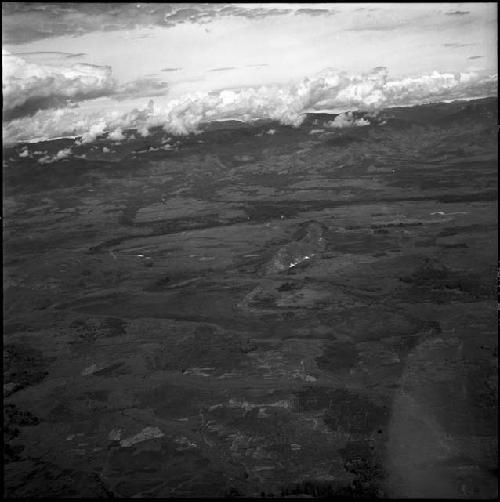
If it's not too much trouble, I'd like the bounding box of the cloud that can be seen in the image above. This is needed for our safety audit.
[164,8,204,24]
[107,128,125,141]
[326,112,370,129]
[445,11,470,16]
[10,51,87,58]
[38,147,72,164]
[246,64,269,68]
[208,67,237,72]
[295,8,332,16]
[4,95,75,121]
[54,147,72,160]
[345,7,474,33]
[213,5,293,22]
[468,55,483,60]
[2,50,116,118]
[2,51,170,118]
[3,67,497,144]
[2,3,297,44]
[79,121,107,144]
[161,67,182,72]
[379,71,497,107]
[114,77,169,101]
[3,3,166,44]
[443,43,474,48]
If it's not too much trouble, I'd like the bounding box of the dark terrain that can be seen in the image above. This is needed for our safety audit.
[3,97,498,498]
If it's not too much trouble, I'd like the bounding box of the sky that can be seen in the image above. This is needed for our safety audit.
[2,2,498,143]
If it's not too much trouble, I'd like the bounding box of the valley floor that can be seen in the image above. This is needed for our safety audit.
[3,98,498,498]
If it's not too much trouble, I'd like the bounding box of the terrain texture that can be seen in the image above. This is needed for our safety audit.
[3,97,498,498]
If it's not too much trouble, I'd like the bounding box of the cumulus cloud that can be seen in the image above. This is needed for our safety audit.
[107,128,125,141]
[79,120,107,144]
[2,50,116,118]
[137,125,151,137]
[54,147,72,160]
[161,67,181,72]
[2,51,171,119]
[3,67,497,144]
[380,70,497,107]
[326,112,370,128]
[38,147,72,164]
[38,155,52,165]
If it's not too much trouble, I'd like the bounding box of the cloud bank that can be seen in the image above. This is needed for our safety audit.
[2,51,172,118]
[3,66,497,144]
[2,50,116,118]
